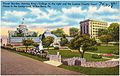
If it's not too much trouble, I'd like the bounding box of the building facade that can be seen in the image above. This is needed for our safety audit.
[8,23,40,46]
[80,19,108,39]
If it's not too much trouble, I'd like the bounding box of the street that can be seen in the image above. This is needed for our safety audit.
[1,48,81,75]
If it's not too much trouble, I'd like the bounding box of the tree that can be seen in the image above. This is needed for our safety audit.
[22,39,34,51]
[32,32,38,37]
[69,27,79,37]
[32,42,39,48]
[99,35,112,45]
[98,23,119,42]
[68,34,97,58]
[108,23,119,42]
[51,28,65,37]
[60,35,68,46]
[43,36,54,49]
[98,29,108,36]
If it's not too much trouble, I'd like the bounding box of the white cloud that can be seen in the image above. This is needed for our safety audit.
[1,6,119,29]
[24,18,36,22]
[1,21,19,27]
[88,6,119,14]
[27,7,62,20]
[3,11,27,19]
[62,7,87,14]
[28,7,49,19]
[46,8,61,16]
[97,6,118,13]
[28,21,69,28]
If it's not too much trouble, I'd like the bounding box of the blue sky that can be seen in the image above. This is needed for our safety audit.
[1,1,120,29]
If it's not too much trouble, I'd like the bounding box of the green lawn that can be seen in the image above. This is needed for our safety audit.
[2,47,119,75]
[59,65,119,75]
[48,49,108,61]
[92,45,119,54]
[17,52,48,61]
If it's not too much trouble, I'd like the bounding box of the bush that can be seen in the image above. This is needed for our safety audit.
[113,50,119,55]
[54,47,59,50]
[6,44,13,47]
[32,42,39,47]
[92,54,102,59]
[114,43,119,45]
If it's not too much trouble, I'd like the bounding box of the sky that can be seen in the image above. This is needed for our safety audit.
[1,1,120,36]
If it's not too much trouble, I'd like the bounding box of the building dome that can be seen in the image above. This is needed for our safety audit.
[18,24,27,28]
[40,30,58,40]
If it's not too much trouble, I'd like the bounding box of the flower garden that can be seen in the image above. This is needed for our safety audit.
[1,44,119,75]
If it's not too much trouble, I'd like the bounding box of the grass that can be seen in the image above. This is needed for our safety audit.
[92,45,119,54]
[17,52,48,61]
[59,65,119,75]
[48,49,108,61]
[2,47,119,75]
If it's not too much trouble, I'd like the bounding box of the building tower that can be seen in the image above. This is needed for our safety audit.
[80,19,108,39]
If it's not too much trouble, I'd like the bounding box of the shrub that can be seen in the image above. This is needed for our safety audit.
[6,44,13,47]
[54,47,59,50]
[114,43,119,45]
[32,42,39,47]
[113,50,119,55]
[92,54,102,59]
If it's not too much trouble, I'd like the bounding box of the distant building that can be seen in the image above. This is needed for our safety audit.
[8,23,40,46]
[40,30,73,46]
[8,18,73,46]
[40,30,58,44]
[80,19,108,39]
[9,24,35,37]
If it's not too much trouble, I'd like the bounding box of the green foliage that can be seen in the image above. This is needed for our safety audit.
[60,65,119,75]
[32,42,39,47]
[22,39,34,51]
[98,23,119,42]
[60,35,68,46]
[51,28,67,37]
[41,33,45,41]
[108,23,119,42]
[68,34,97,58]
[43,36,54,48]
[48,49,108,61]
[93,46,119,55]
[32,32,38,37]
[99,35,112,44]
[92,54,102,59]
[113,50,119,55]
[69,27,79,37]
[12,33,24,37]
[98,29,108,37]
[54,47,59,50]
[6,44,13,47]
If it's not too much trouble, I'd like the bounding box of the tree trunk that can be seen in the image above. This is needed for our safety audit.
[26,46,28,52]
[81,52,84,58]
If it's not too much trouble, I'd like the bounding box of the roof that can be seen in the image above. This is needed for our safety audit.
[40,30,58,39]
[80,19,107,24]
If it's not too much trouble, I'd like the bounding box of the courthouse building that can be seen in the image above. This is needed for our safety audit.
[80,19,108,39]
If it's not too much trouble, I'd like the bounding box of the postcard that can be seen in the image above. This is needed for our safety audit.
[1,0,119,75]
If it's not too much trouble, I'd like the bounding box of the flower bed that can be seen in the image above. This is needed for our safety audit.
[102,54,112,56]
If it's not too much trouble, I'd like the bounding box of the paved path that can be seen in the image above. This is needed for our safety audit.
[1,49,81,75]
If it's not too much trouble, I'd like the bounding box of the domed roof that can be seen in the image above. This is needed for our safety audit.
[44,30,51,34]
[18,24,27,28]
[40,30,58,39]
